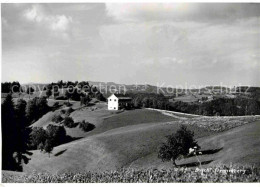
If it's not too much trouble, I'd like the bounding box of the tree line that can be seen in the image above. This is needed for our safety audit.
[169,97,260,116]
[125,92,260,116]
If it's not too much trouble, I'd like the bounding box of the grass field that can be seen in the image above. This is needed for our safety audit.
[2,98,260,181]
[3,165,260,182]
[20,108,260,175]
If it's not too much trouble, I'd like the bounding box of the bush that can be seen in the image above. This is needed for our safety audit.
[51,114,63,123]
[63,116,76,128]
[158,126,200,166]
[79,120,95,132]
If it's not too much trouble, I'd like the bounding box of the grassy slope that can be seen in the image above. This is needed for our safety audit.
[10,100,260,174]
[130,121,260,169]
[198,121,260,166]
[23,107,216,174]
[23,120,208,174]
[23,118,260,174]
[31,102,176,138]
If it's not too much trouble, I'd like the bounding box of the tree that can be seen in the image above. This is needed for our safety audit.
[158,126,200,167]
[15,99,28,126]
[2,94,31,171]
[26,98,38,123]
[2,94,18,170]
[51,114,63,123]
[57,80,64,88]
[26,87,34,98]
[63,116,75,128]
[46,89,52,99]
[26,97,49,124]
[53,89,60,99]
[95,92,106,101]
[1,82,12,93]
[44,139,53,158]
[14,99,31,169]
[65,87,73,103]
[79,120,95,132]
[46,124,67,146]
[1,81,21,93]
[11,81,21,93]
[80,95,90,106]
[30,127,48,150]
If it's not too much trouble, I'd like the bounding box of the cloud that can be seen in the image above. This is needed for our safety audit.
[105,3,260,22]
[24,5,72,32]
[99,16,260,73]
[2,3,260,86]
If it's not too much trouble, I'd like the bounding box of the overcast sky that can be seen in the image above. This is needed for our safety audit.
[2,3,260,87]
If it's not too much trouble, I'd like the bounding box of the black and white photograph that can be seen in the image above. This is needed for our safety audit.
[1,2,260,183]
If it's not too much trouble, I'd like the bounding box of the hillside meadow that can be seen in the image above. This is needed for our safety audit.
[2,95,260,182]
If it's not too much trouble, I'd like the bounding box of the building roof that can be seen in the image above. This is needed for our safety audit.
[108,93,132,100]
[118,97,132,100]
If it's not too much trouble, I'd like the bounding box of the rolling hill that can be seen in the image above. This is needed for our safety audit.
[18,100,260,174]
[2,97,260,176]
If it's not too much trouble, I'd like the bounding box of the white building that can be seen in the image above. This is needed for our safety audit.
[107,94,132,110]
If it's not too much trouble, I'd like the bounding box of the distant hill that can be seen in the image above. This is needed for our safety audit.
[7,81,260,97]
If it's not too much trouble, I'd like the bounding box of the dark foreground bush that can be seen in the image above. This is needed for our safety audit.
[2,165,260,183]
[79,120,95,132]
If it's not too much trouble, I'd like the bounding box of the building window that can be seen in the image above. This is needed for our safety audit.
[114,107,116,109]
[110,99,112,101]
[114,99,116,101]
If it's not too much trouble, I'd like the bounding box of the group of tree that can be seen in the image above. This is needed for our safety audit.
[169,97,260,116]
[30,125,67,157]
[126,92,169,110]
[26,97,50,124]
[45,80,106,102]
[2,81,22,93]
[1,94,31,171]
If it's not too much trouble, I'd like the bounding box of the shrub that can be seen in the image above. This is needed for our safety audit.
[51,114,63,123]
[79,120,95,132]
[63,116,76,128]
[158,126,200,166]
